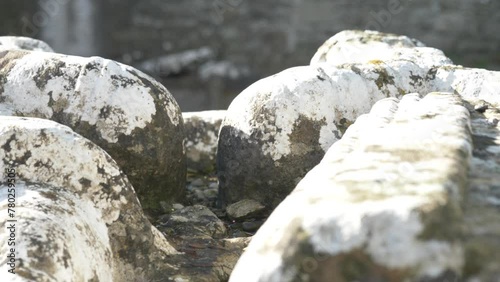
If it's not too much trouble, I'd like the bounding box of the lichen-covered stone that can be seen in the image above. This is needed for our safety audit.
[430,66,500,107]
[0,116,179,281]
[313,31,500,107]
[217,47,452,210]
[216,29,500,214]
[221,29,500,282]
[183,110,226,173]
[0,36,53,52]
[0,50,185,212]
[230,92,472,282]
[310,30,442,66]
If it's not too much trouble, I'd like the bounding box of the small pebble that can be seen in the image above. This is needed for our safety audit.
[172,203,184,210]
[242,221,263,232]
[204,189,218,199]
[191,178,205,187]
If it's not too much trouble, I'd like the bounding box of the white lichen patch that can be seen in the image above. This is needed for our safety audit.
[230,93,471,281]
[223,66,342,161]
[0,183,112,281]
[432,67,500,107]
[0,51,164,143]
[221,30,457,163]
[0,49,186,211]
[0,36,54,52]
[223,54,446,162]
[0,117,129,224]
[309,30,449,66]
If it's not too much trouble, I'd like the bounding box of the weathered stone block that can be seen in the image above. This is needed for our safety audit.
[230,92,472,281]
[216,29,500,215]
[0,116,178,281]
[217,31,452,210]
[0,50,186,212]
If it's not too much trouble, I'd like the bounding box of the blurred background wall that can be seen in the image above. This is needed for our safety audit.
[1,0,499,111]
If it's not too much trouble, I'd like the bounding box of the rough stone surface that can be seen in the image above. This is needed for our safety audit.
[151,170,256,280]
[159,205,227,239]
[183,110,226,173]
[0,116,179,281]
[222,32,500,282]
[154,199,253,281]
[462,98,500,281]
[0,49,186,212]
[0,36,54,52]
[230,92,472,281]
[310,30,454,70]
[217,30,500,213]
[217,31,453,211]
[311,30,426,65]
[430,66,500,107]
[185,175,220,208]
[226,199,266,221]
[161,235,252,282]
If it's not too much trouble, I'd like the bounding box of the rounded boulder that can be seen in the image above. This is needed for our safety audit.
[0,50,185,212]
